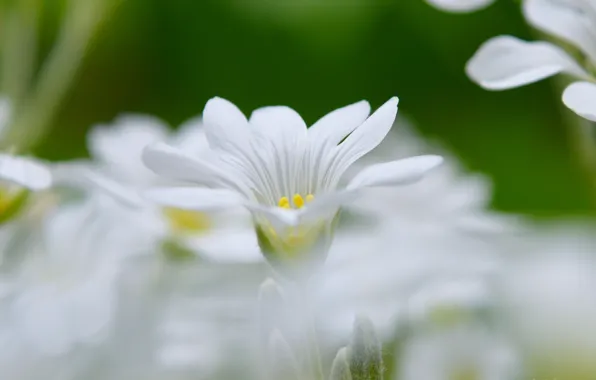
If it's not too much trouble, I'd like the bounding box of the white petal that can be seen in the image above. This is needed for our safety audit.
[87,114,169,175]
[426,0,494,13]
[308,100,371,145]
[249,105,308,144]
[245,202,300,228]
[347,155,444,190]
[300,190,360,223]
[523,0,596,63]
[325,97,399,185]
[144,187,244,211]
[562,81,596,121]
[83,170,146,208]
[0,154,52,190]
[142,143,244,191]
[202,97,251,153]
[170,116,210,154]
[466,36,589,90]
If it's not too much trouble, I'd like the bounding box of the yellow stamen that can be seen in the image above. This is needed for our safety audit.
[305,194,314,203]
[163,207,211,234]
[293,194,305,209]
[278,196,290,209]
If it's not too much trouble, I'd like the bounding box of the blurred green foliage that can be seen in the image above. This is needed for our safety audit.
[22,0,596,216]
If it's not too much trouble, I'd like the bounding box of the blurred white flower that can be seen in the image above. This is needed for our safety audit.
[86,114,260,263]
[310,122,510,343]
[399,325,520,380]
[498,223,596,379]
[142,97,442,271]
[426,0,495,13]
[466,0,596,121]
[1,196,122,357]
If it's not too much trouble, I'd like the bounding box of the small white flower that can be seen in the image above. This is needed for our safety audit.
[399,325,520,380]
[85,114,260,262]
[426,0,495,13]
[466,0,596,121]
[141,97,442,269]
[3,197,122,356]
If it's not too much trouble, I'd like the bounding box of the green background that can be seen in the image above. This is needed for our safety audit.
[10,0,596,216]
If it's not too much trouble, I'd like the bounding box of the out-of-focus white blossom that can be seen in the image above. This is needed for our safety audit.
[466,0,596,121]
[142,97,442,272]
[0,197,122,358]
[309,121,509,344]
[426,0,495,13]
[85,114,260,263]
[399,325,520,380]
[498,223,596,379]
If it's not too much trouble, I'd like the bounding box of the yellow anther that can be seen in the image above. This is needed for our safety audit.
[305,194,314,203]
[163,207,211,234]
[293,194,304,209]
[278,196,290,209]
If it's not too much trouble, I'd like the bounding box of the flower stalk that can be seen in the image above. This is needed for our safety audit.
[0,0,120,152]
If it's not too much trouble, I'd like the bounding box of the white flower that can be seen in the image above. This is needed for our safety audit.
[426,0,495,13]
[141,97,442,269]
[260,123,508,348]
[466,0,596,121]
[2,196,122,356]
[399,325,520,380]
[85,114,260,263]
[498,223,596,378]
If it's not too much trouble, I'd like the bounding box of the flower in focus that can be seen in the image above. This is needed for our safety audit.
[142,97,443,272]
[0,197,122,357]
[85,114,260,262]
[466,0,596,121]
[425,0,495,13]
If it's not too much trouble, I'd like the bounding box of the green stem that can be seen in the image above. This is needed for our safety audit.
[1,0,119,152]
[298,284,325,380]
[1,0,39,105]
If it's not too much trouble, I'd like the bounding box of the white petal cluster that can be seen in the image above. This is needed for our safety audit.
[466,0,596,121]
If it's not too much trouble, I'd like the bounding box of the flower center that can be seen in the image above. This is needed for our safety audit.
[278,193,314,209]
[163,207,212,235]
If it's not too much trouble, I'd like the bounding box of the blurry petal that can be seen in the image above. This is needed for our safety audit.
[0,154,52,190]
[426,0,494,13]
[347,155,444,190]
[83,170,146,208]
[144,187,245,211]
[466,36,588,90]
[142,143,245,192]
[562,81,596,121]
[87,114,169,173]
[524,0,596,63]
